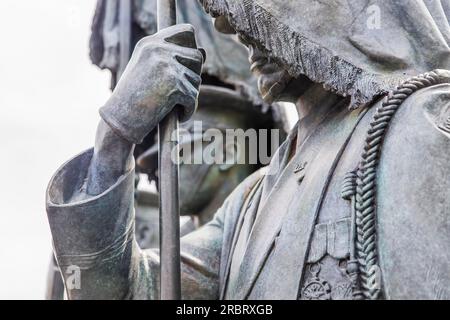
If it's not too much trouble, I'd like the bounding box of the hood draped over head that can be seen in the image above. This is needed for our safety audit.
[201,0,450,108]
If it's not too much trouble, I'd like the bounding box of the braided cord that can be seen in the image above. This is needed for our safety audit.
[355,70,450,300]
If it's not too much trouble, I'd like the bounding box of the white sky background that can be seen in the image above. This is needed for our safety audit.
[0,0,111,299]
[0,1,298,299]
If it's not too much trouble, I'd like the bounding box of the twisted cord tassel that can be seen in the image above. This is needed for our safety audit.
[355,70,450,300]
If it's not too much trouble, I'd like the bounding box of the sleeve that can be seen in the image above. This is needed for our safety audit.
[46,148,259,300]
[46,148,141,299]
[46,148,225,299]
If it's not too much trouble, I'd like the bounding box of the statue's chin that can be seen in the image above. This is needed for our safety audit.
[258,71,291,103]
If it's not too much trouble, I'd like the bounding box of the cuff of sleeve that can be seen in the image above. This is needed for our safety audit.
[99,103,158,145]
[46,148,135,257]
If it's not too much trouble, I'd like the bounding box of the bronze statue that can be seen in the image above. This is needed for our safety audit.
[90,0,287,241]
[45,0,286,300]
[90,0,287,236]
[46,0,450,300]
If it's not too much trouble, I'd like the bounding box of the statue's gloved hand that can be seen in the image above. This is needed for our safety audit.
[100,24,205,144]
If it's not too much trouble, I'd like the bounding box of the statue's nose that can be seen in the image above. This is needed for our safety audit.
[211,15,235,34]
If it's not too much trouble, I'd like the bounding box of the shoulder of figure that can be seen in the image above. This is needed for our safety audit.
[360,73,450,299]
[386,79,450,149]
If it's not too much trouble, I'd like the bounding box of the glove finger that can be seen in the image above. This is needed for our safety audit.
[182,68,202,89]
[163,24,197,49]
[173,80,199,122]
[175,52,203,75]
[198,48,207,63]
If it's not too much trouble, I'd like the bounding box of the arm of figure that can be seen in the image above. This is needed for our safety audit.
[46,24,211,299]
[46,142,257,299]
[46,143,224,299]
[131,168,264,300]
[85,119,135,197]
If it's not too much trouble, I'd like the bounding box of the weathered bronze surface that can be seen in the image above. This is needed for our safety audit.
[47,0,450,300]
[46,0,286,300]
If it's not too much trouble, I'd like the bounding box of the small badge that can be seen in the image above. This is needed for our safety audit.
[300,263,331,300]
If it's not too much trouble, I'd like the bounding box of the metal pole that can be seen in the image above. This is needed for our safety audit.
[118,0,132,78]
[157,0,181,300]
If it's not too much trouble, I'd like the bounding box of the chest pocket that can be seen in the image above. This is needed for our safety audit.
[307,218,351,264]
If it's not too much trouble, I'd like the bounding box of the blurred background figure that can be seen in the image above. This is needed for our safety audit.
[45,0,289,299]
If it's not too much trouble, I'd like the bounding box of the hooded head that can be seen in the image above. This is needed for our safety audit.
[200,0,450,108]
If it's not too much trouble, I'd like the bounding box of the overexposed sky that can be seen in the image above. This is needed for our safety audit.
[0,0,111,299]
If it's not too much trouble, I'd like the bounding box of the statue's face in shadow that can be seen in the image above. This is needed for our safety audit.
[178,140,219,215]
[179,156,228,215]
[178,124,252,215]
[213,15,313,103]
[238,35,293,103]
[138,111,256,217]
